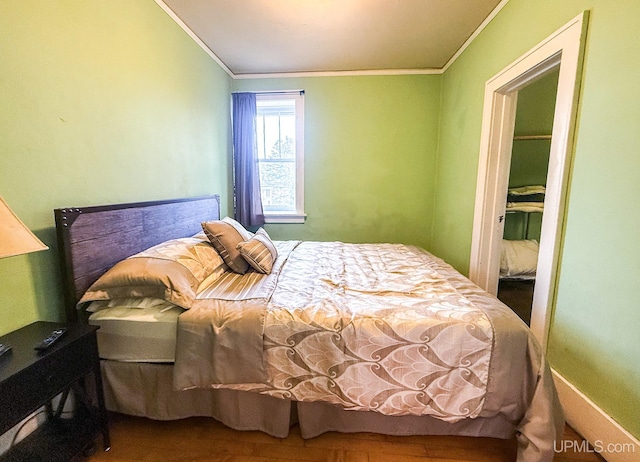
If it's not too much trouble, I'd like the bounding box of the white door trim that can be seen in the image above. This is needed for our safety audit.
[469,12,588,347]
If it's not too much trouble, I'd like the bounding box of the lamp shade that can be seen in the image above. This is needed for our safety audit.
[0,197,48,259]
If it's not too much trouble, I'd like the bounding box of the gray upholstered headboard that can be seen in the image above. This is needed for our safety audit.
[54,195,220,322]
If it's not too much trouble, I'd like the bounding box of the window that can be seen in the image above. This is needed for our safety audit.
[256,92,305,223]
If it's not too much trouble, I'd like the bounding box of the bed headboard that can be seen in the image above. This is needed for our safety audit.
[54,195,221,322]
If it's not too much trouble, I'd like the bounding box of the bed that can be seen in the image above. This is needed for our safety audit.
[54,195,563,462]
[500,186,544,281]
[500,239,539,280]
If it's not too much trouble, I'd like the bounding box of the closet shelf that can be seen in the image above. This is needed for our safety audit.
[513,134,552,140]
[505,185,545,239]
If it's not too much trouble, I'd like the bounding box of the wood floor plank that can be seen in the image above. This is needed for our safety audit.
[304,433,429,457]
[86,413,606,462]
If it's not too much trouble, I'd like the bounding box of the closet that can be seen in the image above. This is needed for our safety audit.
[497,71,559,325]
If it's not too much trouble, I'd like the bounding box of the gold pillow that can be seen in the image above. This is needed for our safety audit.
[237,228,278,274]
[79,237,225,309]
[202,217,253,274]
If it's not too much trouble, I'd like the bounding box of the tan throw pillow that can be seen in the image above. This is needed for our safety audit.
[202,217,252,274]
[237,228,278,274]
[220,216,253,241]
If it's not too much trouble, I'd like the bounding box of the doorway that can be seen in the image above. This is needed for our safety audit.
[497,70,559,325]
[469,12,588,347]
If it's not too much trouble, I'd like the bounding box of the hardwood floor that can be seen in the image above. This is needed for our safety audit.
[86,413,606,462]
[497,279,535,325]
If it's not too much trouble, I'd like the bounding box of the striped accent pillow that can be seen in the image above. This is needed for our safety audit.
[202,217,252,274]
[237,228,278,274]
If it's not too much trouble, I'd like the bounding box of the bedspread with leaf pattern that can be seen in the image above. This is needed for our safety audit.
[263,242,493,421]
[176,241,494,422]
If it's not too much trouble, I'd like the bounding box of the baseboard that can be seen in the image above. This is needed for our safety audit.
[551,369,639,462]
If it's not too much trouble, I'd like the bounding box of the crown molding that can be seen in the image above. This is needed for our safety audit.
[233,68,442,79]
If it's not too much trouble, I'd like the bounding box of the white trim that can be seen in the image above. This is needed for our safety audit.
[153,0,234,78]
[154,0,510,79]
[469,12,587,347]
[255,92,305,221]
[552,370,640,462]
[294,93,305,218]
[441,0,511,72]
[264,213,307,224]
[233,68,442,79]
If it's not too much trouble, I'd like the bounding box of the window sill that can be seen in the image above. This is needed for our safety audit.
[264,213,306,224]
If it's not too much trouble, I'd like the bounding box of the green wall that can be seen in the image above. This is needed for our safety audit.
[510,70,557,189]
[233,76,441,249]
[513,70,559,137]
[0,0,232,335]
[434,0,640,438]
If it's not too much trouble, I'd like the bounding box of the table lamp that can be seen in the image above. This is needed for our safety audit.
[0,197,48,356]
[0,197,48,258]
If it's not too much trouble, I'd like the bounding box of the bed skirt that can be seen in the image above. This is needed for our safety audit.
[101,360,518,440]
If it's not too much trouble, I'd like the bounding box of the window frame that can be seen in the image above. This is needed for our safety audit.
[255,91,305,224]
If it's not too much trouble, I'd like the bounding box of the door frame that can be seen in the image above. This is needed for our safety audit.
[469,12,588,347]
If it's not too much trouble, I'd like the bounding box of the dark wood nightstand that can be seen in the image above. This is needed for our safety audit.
[0,321,110,461]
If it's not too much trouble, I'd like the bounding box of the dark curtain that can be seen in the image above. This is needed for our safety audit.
[232,93,264,227]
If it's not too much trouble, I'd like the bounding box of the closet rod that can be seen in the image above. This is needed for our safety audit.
[513,134,552,140]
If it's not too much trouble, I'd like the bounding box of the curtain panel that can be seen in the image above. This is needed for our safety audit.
[232,93,265,228]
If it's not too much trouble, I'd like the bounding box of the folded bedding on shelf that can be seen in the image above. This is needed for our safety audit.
[508,185,546,196]
[506,201,544,213]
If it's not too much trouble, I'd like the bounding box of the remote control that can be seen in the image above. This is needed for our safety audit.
[0,343,11,358]
[34,328,67,350]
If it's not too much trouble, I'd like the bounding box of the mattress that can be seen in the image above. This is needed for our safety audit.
[500,239,539,280]
[87,299,183,362]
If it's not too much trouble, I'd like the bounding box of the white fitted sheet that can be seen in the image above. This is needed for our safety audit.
[88,300,183,362]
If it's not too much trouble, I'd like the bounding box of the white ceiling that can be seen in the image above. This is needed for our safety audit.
[159,0,504,77]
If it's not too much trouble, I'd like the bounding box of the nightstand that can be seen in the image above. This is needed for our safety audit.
[0,321,110,461]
